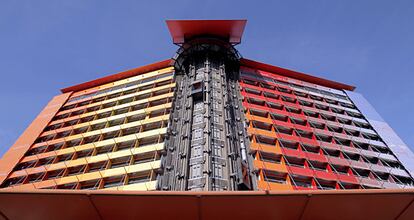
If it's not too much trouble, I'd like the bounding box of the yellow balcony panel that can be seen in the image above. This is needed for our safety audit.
[76,172,102,182]
[47,161,68,171]
[96,139,117,148]
[13,166,48,177]
[145,181,157,190]
[8,170,27,178]
[108,149,133,160]
[11,183,36,190]
[33,179,56,189]
[125,160,160,174]
[56,147,76,156]
[119,121,141,130]
[114,135,138,144]
[74,143,95,152]
[100,167,127,178]
[101,125,122,133]
[67,133,83,141]
[86,153,111,164]
[136,128,167,140]
[64,158,88,167]
[57,175,79,185]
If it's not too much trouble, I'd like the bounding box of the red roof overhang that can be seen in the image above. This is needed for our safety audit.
[241,58,356,91]
[0,189,412,219]
[61,59,172,93]
[166,20,247,44]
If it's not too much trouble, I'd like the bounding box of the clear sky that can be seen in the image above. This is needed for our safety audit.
[0,0,413,157]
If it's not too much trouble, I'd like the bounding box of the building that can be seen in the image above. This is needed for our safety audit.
[1,20,413,193]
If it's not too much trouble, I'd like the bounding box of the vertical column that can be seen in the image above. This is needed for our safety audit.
[159,42,256,190]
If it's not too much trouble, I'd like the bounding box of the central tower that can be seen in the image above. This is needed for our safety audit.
[158,20,256,191]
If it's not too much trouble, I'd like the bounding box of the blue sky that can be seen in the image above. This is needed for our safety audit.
[0,0,413,157]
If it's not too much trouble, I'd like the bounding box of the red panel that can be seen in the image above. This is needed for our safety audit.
[166,20,247,44]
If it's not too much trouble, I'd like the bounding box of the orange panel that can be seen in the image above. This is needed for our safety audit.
[0,92,72,185]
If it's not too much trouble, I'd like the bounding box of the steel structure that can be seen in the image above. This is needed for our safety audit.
[0,20,413,193]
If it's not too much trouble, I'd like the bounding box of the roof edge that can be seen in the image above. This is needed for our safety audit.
[61,59,173,93]
[240,58,356,91]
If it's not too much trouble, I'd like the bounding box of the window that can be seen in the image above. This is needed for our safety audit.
[279,140,298,150]
[138,136,159,147]
[256,135,277,146]
[259,152,281,164]
[270,113,288,122]
[56,153,74,162]
[316,179,336,190]
[291,175,312,188]
[87,161,108,172]
[102,131,120,140]
[27,172,45,183]
[309,160,327,171]
[114,107,130,115]
[96,145,115,155]
[110,156,131,168]
[103,175,125,188]
[116,141,136,152]
[90,122,107,131]
[57,183,77,189]
[46,169,65,180]
[14,161,36,171]
[127,114,146,122]
[141,121,162,132]
[67,165,86,176]
[121,126,141,136]
[80,116,95,123]
[127,171,151,184]
[36,157,55,167]
[108,118,125,127]
[65,139,82,148]
[82,135,101,144]
[79,180,100,190]
[263,171,286,184]
[73,127,88,135]
[285,156,305,167]
[2,176,25,187]
[132,152,157,165]
[302,144,319,154]
[76,149,93,158]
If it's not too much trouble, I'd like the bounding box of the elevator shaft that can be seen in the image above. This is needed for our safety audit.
[158,38,256,191]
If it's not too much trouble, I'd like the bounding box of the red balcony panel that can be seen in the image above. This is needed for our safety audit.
[287,166,314,177]
[359,177,382,188]
[297,138,319,147]
[304,152,328,163]
[349,160,370,170]
[319,142,342,151]
[326,156,351,167]
[341,146,361,155]
[337,173,359,185]
[277,133,299,142]
[281,148,304,159]
[312,128,334,137]
[314,170,338,182]
[370,164,390,173]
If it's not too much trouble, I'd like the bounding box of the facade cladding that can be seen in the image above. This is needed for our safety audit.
[1,20,414,192]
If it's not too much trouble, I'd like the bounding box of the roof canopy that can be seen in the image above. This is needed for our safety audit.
[0,189,412,219]
[166,20,247,44]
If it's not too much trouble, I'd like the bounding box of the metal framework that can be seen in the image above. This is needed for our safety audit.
[158,38,256,191]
